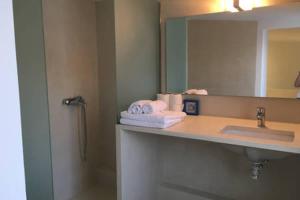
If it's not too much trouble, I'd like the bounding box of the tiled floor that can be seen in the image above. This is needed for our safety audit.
[72,184,116,200]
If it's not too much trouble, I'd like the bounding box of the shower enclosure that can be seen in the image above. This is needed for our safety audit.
[14,0,159,199]
[14,0,116,199]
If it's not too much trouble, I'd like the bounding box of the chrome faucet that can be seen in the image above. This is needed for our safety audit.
[256,107,266,128]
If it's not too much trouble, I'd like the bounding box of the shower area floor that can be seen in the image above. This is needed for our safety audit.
[72,184,116,200]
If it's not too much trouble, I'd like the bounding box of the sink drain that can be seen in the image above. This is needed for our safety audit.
[251,160,269,180]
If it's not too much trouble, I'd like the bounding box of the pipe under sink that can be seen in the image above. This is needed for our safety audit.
[221,144,293,180]
[222,144,292,162]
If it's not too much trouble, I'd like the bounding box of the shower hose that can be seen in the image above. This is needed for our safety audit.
[62,96,88,162]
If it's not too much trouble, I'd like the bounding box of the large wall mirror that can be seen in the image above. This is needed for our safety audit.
[165,3,300,99]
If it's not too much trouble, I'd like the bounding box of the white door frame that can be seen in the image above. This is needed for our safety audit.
[0,0,27,199]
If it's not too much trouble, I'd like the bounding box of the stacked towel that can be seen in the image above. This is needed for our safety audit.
[121,101,186,129]
[121,111,186,124]
[120,118,182,129]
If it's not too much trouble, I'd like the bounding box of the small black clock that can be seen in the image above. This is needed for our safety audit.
[183,99,199,115]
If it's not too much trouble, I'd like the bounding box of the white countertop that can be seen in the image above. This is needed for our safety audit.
[117,115,300,154]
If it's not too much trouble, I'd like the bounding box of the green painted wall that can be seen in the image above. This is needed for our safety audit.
[96,0,118,170]
[166,18,187,93]
[115,0,160,114]
[13,0,54,199]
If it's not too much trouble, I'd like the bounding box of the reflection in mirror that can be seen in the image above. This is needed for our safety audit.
[165,3,300,99]
[267,28,300,98]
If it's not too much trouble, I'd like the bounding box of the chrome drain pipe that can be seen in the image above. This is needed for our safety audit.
[251,160,268,180]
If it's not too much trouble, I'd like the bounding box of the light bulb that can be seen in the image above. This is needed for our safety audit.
[239,0,254,11]
[225,0,239,12]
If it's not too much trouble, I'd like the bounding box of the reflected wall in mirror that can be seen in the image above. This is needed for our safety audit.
[267,28,300,98]
[165,3,300,99]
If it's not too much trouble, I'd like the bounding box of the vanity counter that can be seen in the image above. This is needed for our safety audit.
[116,116,300,200]
[117,115,300,154]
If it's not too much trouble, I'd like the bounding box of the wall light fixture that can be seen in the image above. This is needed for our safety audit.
[225,0,254,12]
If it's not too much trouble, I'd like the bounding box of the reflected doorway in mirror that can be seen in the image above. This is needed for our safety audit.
[295,72,300,98]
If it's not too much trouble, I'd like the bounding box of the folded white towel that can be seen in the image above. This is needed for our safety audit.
[185,89,208,95]
[120,118,183,129]
[142,100,167,114]
[121,111,186,124]
[128,100,152,114]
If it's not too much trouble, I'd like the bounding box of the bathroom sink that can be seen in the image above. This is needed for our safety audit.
[221,125,295,179]
[221,125,294,172]
[222,125,295,142]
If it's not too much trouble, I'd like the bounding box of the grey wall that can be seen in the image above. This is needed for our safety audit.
[115,0,160,113]
[186,95,300,124]
[42,0,99,199]
[13,0,54,199]
[94,0,160,172]
[188,20,257,96]
[96,0,118,171]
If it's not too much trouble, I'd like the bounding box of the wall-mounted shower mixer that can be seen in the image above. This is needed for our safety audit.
[63,96,88,162]
[63,96,86,106]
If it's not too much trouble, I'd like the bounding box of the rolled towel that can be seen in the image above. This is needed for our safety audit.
[185,89,208,95]
[142,100,167,114]
[128,100,152,114]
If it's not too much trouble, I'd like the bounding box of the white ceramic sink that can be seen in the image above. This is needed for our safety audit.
[221,125,295,163]
[222,125,295,142]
